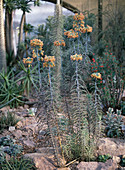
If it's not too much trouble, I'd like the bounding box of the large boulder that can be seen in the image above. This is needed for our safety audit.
[24,153,56,170]
[97,138,125,156]
[77,159,117,170]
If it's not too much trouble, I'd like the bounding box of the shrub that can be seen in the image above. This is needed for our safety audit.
[90,48,124,112]
[103,108,123,137]
[97,154,112,163]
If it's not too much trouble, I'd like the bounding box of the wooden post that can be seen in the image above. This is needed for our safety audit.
[57,0,60,5]
[98,0,103,41]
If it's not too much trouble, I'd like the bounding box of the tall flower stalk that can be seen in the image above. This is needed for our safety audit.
[30,39,44,89]
[42,55,65,166]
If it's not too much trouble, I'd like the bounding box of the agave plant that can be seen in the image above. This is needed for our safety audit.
[17,61,39,97]
[0,69,23,108]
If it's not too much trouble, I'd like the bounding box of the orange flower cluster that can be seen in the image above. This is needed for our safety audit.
[54,40,65,46]
[30,39,43,47]
[30,39,44,58]
[73,13,85,21]
[23,57,33,67]
[64,29,78,38]
[91,73,102,80]
[70,54,82,61]
[73,18,92,33]
[42,55,55,68]
[80,25,92,33]
[64,13,92,38]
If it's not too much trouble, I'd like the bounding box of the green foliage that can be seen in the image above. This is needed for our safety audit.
[0,136,36,169]
[90,48,125,111]
[24,23,34,34]
[97,154,112,163]
[17,61,39,96]
[0,69,23,108]
[103,108,123,137]
[36,12,101,166]
[103,3,125,64]
[0,136,23,156]
[1,144,23,156]
[121,101,125,116]
[120,155,125,167]
[3,0,17,13]
[0,136,15,146]
[0,157,37,170]
[0,112,19,132]
[17,0,31,13]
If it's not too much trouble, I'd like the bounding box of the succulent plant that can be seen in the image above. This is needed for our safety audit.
[103,107,123,137]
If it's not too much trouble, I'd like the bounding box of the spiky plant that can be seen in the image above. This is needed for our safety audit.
[36,57,66,167]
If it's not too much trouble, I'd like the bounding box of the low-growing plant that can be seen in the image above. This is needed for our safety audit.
[103,107,123,138]
[120,155,125,167]
[0,136,15,146]
[0,136,23,156]
[1,144,23,156]
[0,157,37,170]
[97,154,112,163]
[0,112,19,132]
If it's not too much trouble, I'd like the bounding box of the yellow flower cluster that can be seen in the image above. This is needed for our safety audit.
[41,55,55,68]
[30,39,43,47]
[64,29,78,38]
[70,54,82,61]
[73,13,85,21]
[91,73,102,80]
[30,39,44,58]
[54,40,65,46]
[23,57,33,67]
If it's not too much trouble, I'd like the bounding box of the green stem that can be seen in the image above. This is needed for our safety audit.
[36,49,41,89]
[48,66,53,105]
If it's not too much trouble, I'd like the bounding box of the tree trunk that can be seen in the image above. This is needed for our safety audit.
[17,11,25,57]
[5,8,14,59]
[5,9,10,55]
[98,0,103,41]
[18,11,25,46]
[0,0,7,72]
[9,11,14,55]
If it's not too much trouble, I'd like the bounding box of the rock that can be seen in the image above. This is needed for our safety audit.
[5,153,11,161]
[97,138,125,156]
[24,153,56,170]
[36,147,62,156]
[57,168,70,170]
[77,162,102,170]
[24,104,29,109]
[24,123,38,134]
[0,106,10,113]
[22,131,29,137]
[77,159,117,170]
[22,117,38,126]
[39,130,47,136]
[112,156,120,164]
[16,121,23,128]
[18,106,24,110]
[12,130,22,139]
[23,140,35,148]
[9,126,15,131]
[36,147,55,158]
